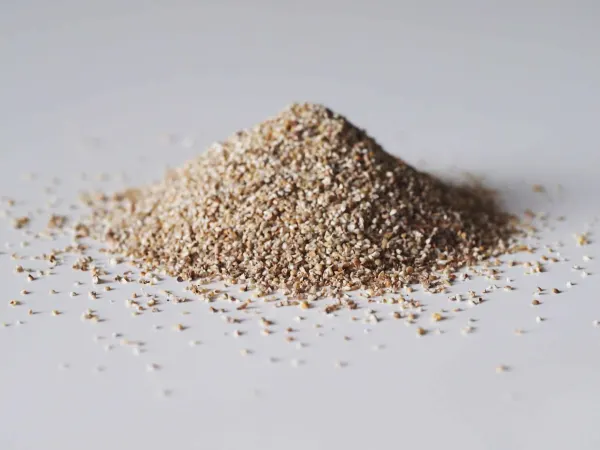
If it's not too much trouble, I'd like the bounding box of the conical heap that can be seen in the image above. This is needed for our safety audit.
[86,103,517,295]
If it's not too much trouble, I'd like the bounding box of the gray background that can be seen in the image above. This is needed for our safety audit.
[1,1,600,449]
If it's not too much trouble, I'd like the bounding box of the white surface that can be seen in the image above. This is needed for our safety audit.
[1,2,600,449]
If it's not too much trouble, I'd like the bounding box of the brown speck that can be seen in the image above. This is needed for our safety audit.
[299,300,310,310]
[13,216,30,229]
[431,312,443,322]
[47,214,67,229]
[575,233,589,246]
[81,310,95,321]
[236,301,250,311]
[531,299,541,306]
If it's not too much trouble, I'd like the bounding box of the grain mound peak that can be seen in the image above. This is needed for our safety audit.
[87,102,517,295]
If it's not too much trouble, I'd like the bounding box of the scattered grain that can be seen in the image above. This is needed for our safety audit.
[334,360,348,369]
[13,217,30,229]
[431,312,443,322]
[146,363,160,372]
[461,326,474,335]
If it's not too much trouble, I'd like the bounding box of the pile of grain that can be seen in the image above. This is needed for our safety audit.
[85,103,517,295]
